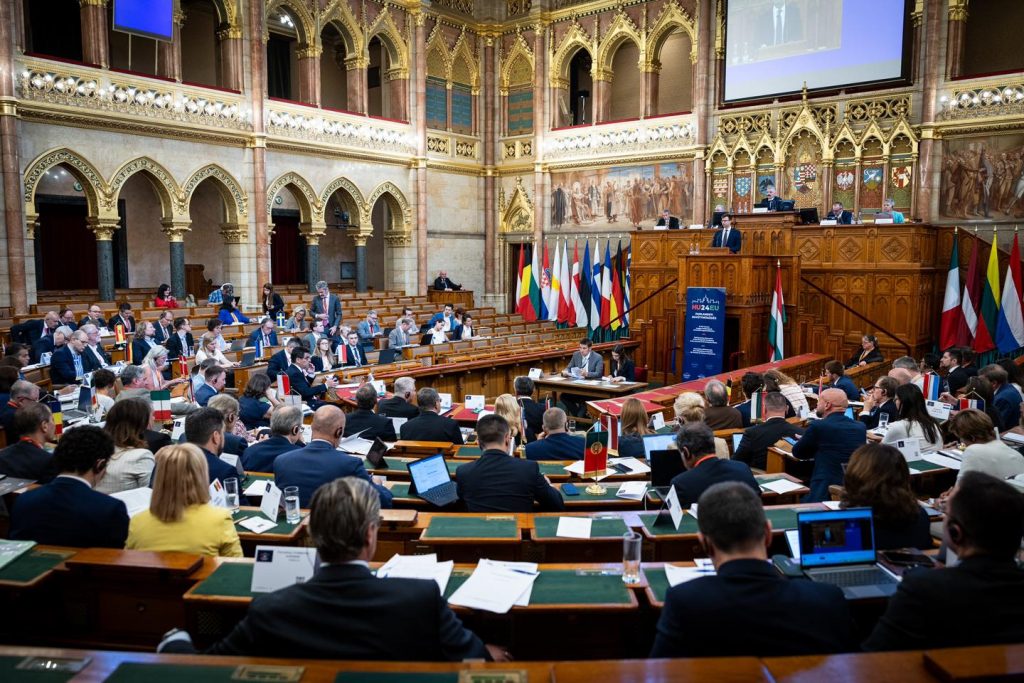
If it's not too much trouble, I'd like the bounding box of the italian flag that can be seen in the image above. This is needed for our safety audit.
[939,235,962,351]
[750,392,764,422]
[151,390,171,422]
[768,261,785,362]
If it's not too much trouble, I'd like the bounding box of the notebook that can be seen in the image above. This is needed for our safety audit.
[796,507,899,599]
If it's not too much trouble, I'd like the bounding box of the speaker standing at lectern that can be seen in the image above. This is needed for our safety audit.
[655,208,680,229]
[712,213,742,254]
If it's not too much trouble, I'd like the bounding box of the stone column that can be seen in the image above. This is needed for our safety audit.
[821,160,834,210]
[80,0,109,68]
[592,74,610,124]
[945,0,968,79]
[218,26,244,92]
[387,68,409,121]
[413,11,428,293]
[533,24,549,240]
[853,156,863,214]
[346,56,368,113]
[694,0,714,146]
[297,45,322,106]
[161,219,191,299]
[248,0,270,292]
[352,233,368,292]
[88,218,121,302]
[910,1,924,81]
[692,156,706,224]
[305,233,321,292]
[0,0,26,312]
[482,35,497,296]
[915,0,943,223]
[157,10,184,81]
[640,67,659,118]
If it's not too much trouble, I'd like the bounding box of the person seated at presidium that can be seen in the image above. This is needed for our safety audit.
[399,387,463,444]
[655,208,680,229]
[127,444,242,557]
[758,184,785,211]
[434,270,462,291]
[456,414,564,514]
[874,198,906,224]
[524,407,586,461]
[826,202,853,224]
[847,334,884,368]
[560,338,604,416]
[792,388,867,502]
[711,213,742,254]
[607,343,635,382]
[159,477,504,661]
[651,482,856,658]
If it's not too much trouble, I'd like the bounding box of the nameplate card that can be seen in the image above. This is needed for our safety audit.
[875,218,894,224]
[171,418,186,441]
[209,479,228,508]
[667,485,684,530]
[260,482,282,523]
[650,412,666,430]
[819,219,837,226]
[439,393,453,411]
[752,207,769,214]
[528,367,543,380]
[926,399,952,421]
[251,546,319,593]
[465,395,486,411]
[688,224,704,230]
[894,437,922,462]
[371,380,387,396]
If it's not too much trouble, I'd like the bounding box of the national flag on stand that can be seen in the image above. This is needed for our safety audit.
[276,373,291,398]
[979,231,1001,353]
[540,241,552,321]
[514,244,525,315]
[600,241,613,330]
[151,390,171,421]
[921,372,941,401]
[47,399,63,436]
[996,230,1024,353]
[960,233,993,351]
[610,241,625,333]
[958,397,984,411]
[583,429,609,478]
[548,240,562,324]
[519,243,537,322]
[768,260,786,362]
[530,241,544,321]
[589,242,603,338]
[125,339,133,364]
[559,240,572,327]
[579,241,592,329]
[570,241,585,327]
[114,324,126,346]
[940,233,963,351]
[338,343,348,365]
[254,336,263,360]
[749,392,764,422]
[622,244,631,330]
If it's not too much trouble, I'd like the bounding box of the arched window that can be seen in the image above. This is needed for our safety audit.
[504,54,533,136]
[608,41,641,121]
[568,49,592,126]
[451,56,474,135]
[368,37,394,118]
[654,30,692,115]
[267,8,299,100]
[425,45,447,129]
[23,0,82,62]
[320,23,350,111]
[180,0,220,87]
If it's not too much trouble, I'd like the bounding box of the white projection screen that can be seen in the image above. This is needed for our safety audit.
[724,0,908,102]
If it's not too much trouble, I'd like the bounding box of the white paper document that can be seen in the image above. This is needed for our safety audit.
[822,500,842,510]
[563,460,611,480]
[448,559,538,613]
[528,368,543,380]
[664,563,714,587]
[243,479,273,497]
[760,478,805,495]
[251,546,319,593]
[237,516,277,534]
[338,433,375,456]
[465,395,485,410]
[918,453,963,470]
[555,517,592,539]
[377,553,455,593]
[1003,432,1024,445]
[390,417,407,433]
[109,487,152,517]
[615,481,648,501]
[651,413,666,430]
[609,457,651,474]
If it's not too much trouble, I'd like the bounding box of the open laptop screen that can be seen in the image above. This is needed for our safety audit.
[76,386,93,413]
[408,454,451,493]
[797,508,876,569]
[642,433,676,461]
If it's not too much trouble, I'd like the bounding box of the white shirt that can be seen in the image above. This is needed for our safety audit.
[959,440,1024,481]
[430,329,448,344]
[57,474,92,489]
[882,419,942,453]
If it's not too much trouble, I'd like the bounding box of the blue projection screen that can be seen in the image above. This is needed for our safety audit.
[724,0,907,102]
[113,0,174,42]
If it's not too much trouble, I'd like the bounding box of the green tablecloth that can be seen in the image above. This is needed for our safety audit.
[454,445,483,458]
[0,656,80,682]
[644,567,671,604]
[765,508,799,530]
[444,569,632,605]
[532,517,630,539]
[389,482,413,499]
[422,517,519,540]
[189,562,256,599]
[0,549,71,584]
[105,663,240,683]
[560,483,629,502]
[231,509,305,536]
[639,512,699,536]
[242,472,273,485]
[908,459,945,473]
[336,674,457,683]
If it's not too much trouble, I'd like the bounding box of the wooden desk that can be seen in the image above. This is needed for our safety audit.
[231,507,308,551]
[764,651,937,683]
[428,289,474,310]
[555,658,772,683]
[533,375,649,406]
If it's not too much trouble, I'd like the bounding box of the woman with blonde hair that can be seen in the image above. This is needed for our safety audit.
[285,306,309,332]
[763,368,810,417]
[96,397,155,494]
[617,397,651,459]
[672,392,730,459]
[494,394,525,445]
[196,332,235,370]
[141,346,187,391]
[126,444,242,557]
[311,336,337,373]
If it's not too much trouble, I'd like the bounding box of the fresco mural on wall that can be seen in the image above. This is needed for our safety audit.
[550,163,694,230]
[941,134,1024,220]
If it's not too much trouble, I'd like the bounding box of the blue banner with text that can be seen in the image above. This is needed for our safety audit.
[682,287,726,380]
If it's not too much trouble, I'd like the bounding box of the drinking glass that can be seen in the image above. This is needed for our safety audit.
[223,477,240,511]
[622,531,642,584]
[284,486,301,524]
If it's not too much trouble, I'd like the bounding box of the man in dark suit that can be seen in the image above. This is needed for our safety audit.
[166,317,194,360]
[78,305,106,330]
[940,347,970,396]
[11,310,58,346]
[158,477,501,661]
[433,271,462,291]
[378,376,419,419]
[79,324,110,370]
[524,408,585,461]
[195,366,226,407]
[8,426,129,548]
[343,385,398,441]
[826,201,853,224]
[247,318,279,351]
[242,406,304,472]
[310,280,343,336]
[670,423,760,506]
[758,184,783,211]
[107,303,135,334]
[792,388,867,502]
[400,388,464,444]
[456,415,564,513]
[703,379,743,429]
[650,481,856,657]
[711,212,742,254]
[49,330,90,385]
[339,331,367,367]
[514,376,545,441]
[864,472,1024,651]
[734,392,804,470]
[858,376,899,430]
[185,407,245,487]
[0,403,57,482]
[981,364,1023,432]
[267,338,302,380]
[822,360,860,401]
[655,208,680,230]
[154,310,174,344]
[131,321,161,365]
[285,347,338,406]
[274,405,392,508]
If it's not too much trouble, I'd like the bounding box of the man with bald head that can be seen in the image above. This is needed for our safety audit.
[273,405,393,508]
[792,388,866,502]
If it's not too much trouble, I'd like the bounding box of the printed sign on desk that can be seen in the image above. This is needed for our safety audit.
[682,287,726,381]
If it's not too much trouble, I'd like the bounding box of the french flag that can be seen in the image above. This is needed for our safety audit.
[921,373,941,401]
[958,398,984,411]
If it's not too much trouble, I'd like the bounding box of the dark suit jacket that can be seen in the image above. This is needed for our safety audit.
[310,294,343,330]
[145,429,172,455]
[274,440,393,508]
[108,314,134,333]
[9,476,129,548]
[31,335,54,363]
[826,209,853,224]
[792,412,867,502]
[517,397,545,440]
[832,375,861,401]
[262,293,285,319]
[202,447,243,486]
[858,399,899,430]
[705,405,743,430]
[651,559,856,658]
[616,434,646,459]
[238,396,271,430]
[49,346,83,385]
[734,418,804,470]
[247,329,279,349]
[670,457,760,506]
[205,563,486,660]
[863,556,1024,651]
[195,384,218,407]
[993,383,1023,432]
[524,432,585,461]
[712,227,742,253]
[153,322,173,344]
[343,409,398,442]
[945,366,970,396]
[378,396,419,420]
[11,318,44,344]
[758,196,783,211]
[399,411,464,444]
[84,344,109,369]
[0,441,56,483]
[339,344,367,367]
[847,348,884,368]
[610,358,635,382]
[131,338,160,365]
[0,403,17,440]
[455,450,565,513]
[433,277,462,291]
[242,435,298,473]
[285,365,327,402]
[874,507,933,551]
[656,216,681,229]
[166,332,194,359]
[266,350,289,380]
[223,433,248,458]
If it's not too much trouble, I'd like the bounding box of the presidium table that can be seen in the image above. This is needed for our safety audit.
[629,213,952,383]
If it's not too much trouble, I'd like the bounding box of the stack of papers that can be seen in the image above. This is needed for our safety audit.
[377,553,454,593]
[237,517,277,534]
[609,457,651,475]
[919,452,963,470]
[0,540,36,570]
[615,481,648,501]
[109,487,153,517]
[760,478,805,495]
[1003,432,1024,445]
[243,480,274,497]
[555,517,592,538]
[563,460,611,480]
[337,431,374,455]
[664,563,714,587]
[448,559,538,613]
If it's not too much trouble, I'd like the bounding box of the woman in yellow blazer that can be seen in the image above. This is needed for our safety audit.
[126,444,242,557]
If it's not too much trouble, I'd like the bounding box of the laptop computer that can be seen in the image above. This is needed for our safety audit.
[796,507,900,599]
[377,348,398,365]
[229,338,247,351]
[63,385,93,421]
[642,433,676,461]
[365,438,389,470]
[650,448,684,488]
[240,351,257,367]
[407,453,459,507]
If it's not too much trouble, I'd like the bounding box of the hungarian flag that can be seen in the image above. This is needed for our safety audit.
[151,390,171,421]
[610,241,625,332]
[583,429,609,478]
[276,372,291,398]
[570,241,585,327]
[749,392,764,422]
[768,260,786,362]
[579,241,592,329]
[921,372,941,401]
[996,231,1024,353]
[519,243,537,322]
[979,233,1001,353]
[514,243,524,315]
[939,235,963,351]
[960,237,993,351]
[337,343,348,365]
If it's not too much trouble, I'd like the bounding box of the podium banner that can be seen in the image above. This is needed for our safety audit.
[682,287,726,380]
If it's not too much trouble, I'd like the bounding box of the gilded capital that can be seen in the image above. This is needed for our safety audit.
[217,26,243,41]
[79,0,109,6]
[161,219,193,243]
[219,222,248,244]
[948,0,969,21]
[87,217,121,241]
[296,45,323,60]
